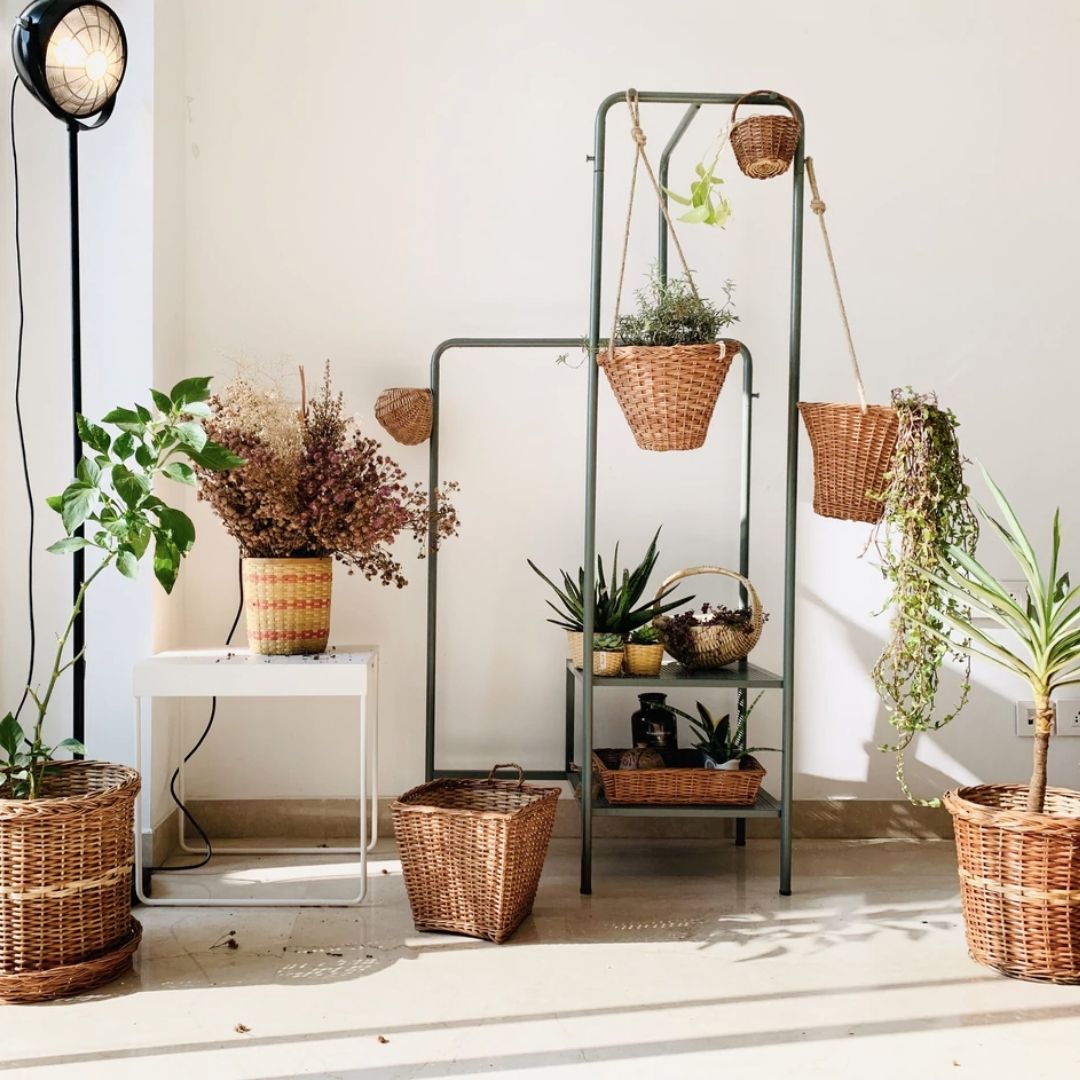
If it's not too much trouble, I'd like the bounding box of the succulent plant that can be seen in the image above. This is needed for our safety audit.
[527,527,692,634]
[629,625,662,645]
[593,633,626,652]
[658,694,776,765]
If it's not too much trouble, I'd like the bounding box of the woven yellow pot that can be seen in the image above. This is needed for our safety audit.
[566,632,624,677]
[624,642,664,677]
[242,557,333,655]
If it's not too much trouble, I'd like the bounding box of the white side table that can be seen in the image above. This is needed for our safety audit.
[133,647,377,907]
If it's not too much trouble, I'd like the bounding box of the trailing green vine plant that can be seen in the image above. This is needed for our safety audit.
[870,388,979,805]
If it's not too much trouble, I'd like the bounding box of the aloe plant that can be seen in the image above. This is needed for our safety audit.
[659,694,774,765]
[917,469,1080,814]
[527,527,691,635]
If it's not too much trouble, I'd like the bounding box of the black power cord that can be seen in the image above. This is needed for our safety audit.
[148,558,244,873]
[10,78,35,721]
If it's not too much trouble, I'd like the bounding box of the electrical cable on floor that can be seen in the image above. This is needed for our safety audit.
[10,77,36,721]
[147,557,244,872]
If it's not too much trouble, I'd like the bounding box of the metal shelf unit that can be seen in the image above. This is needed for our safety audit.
[424,88,804,899]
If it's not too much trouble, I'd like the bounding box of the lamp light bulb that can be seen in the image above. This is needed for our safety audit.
[84,50,107,81]
[53,34,85,68]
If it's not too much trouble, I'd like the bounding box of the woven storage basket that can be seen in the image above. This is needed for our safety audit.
[0,761,142,1003]
[798,402,899,523]
[653,567,764,670]
[393,765,559,943]
[242,556,332,655]
[945,785,1080,984]
[593,749,765,806]
[374,387,432,445]
[566,631,625,677]
[599,341,736,452]
[730,90,801,180]
[624,642,665,677]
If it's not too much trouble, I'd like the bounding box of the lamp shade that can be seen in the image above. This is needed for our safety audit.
[12,0,126,124]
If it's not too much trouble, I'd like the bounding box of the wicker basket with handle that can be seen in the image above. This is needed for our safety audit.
[945,784,1080,984]
[729,90,801,179]
[374,387,432,445]
[0,761,142,1003]
[392,764,560,943]
[593,749,765,806]
[242,556,332,655]
[652,567,764,670]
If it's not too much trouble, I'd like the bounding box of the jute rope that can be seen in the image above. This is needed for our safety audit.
[805,156,867,413]
[608,90,701,365]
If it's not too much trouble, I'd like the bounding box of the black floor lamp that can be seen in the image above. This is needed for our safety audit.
[11,1,126,745]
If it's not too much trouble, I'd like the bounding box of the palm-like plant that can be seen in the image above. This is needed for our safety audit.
[527,527,691,635]
[920,469,1080,814]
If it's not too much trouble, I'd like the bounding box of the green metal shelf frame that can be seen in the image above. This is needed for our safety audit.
[424,88,804,899]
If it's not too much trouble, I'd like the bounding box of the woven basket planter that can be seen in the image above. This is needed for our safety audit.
[0,761,141,1003]
[945,785,1080,984]
[798,402,899,524]
[374,387,432,445]
[730,91,801,180]
[242,557,332,656]
[653,567,764,671]
[599,341,736,452]
[566,631,624,677]
[392,765,560,943]
[593,749,765,806]
[624,642,665,677]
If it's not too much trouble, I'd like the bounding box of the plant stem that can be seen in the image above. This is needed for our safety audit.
[1028,694,1052,814]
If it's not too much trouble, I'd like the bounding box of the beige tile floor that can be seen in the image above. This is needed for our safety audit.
[2,838,1079,1079]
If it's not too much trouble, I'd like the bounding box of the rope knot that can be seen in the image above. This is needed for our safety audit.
[630,125,646,148]
[810,197,826,215]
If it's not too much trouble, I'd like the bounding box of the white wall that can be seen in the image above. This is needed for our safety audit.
[4,0,1080,807]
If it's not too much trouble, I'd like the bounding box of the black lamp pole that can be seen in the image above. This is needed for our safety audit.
[68,119,84,744]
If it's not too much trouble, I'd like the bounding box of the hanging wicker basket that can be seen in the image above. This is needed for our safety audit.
[374,387,432,445]
[653,566,764,670]
[798,402,899,523]
[0,761,142,1003]
[242,556,333,655]
[945,785,1080,984]
[600,341,737,452]
[730,90,801,180]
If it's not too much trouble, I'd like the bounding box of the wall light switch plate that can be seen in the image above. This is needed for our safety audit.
[1016,700,1080,737]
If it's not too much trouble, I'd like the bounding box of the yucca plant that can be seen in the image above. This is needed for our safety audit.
[527,527,691,635]
[919,469,1080,814]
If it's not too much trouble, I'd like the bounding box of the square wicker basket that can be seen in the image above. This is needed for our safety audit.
[392,765,559,943]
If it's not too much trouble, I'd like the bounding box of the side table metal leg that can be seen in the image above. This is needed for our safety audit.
[351,691,369,904]
[368,658,379,851]
[133,696,152,904]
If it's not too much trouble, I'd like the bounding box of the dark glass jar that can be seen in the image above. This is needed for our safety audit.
[631,692,678,756]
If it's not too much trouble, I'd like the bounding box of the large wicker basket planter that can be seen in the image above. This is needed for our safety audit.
[945,785,1080,984]
[566,631,624,677]
[798,402,899,523]
[0,761,142,1003]
[593,749,765,806]
[242,557,332,655]
[392,766,560,943]
[599,341,736,452]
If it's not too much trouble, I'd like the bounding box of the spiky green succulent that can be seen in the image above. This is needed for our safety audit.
[593,633,626,652]
[629,625,662,645]
[659,694,775,764]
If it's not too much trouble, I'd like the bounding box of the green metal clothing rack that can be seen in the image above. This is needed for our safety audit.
[424,89,804,897]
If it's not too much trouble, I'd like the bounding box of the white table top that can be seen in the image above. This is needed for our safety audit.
[133,647,377,697]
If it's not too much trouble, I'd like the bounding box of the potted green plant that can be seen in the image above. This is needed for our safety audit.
[0,377,240,1003]
[660,693,774,770]
[916,470,1080,983]
[527,528,691,675]
[198,364,459,655]
[592,634,627,678]
[624,624,665,677]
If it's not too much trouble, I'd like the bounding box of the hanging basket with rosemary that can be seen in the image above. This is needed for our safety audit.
[729,90,801,180]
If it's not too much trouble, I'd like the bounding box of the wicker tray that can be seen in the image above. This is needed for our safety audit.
[592,749,765,806]
[392,764,559,943]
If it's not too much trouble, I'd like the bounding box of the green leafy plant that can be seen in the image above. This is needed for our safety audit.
[629,625,662,646]
[660,693,774,765]
[659,602,766,662]
[916,470,1080,815]
[593,633,626,652]
[614,269,737,347]
[871,389,979,804]
[527,527,692,635]
[0,377,244,799]
[664,156,732,228]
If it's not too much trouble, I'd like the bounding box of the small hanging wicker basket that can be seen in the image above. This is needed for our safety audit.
[730,90,801,180]
[653,567,764,670]
[798,402,898,523]
[600,341,737,452]
[374,387,432,445]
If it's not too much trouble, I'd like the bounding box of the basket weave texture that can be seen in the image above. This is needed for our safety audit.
[798,402,899,524]
[0,761,141,1003]
[653,567,764,670]
[593,749,765,806]
[599,341,736,452]
[624,642,665,677]
[374,387,432,445]
[242,557,332,655]
[566,631,624,677]
[945,785,1080,984]
[392,766,559,943]
[730,91,801,179]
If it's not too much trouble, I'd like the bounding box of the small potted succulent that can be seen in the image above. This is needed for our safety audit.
[661,694,774,770]
[624,624,665,677]
[592,634,627,678]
